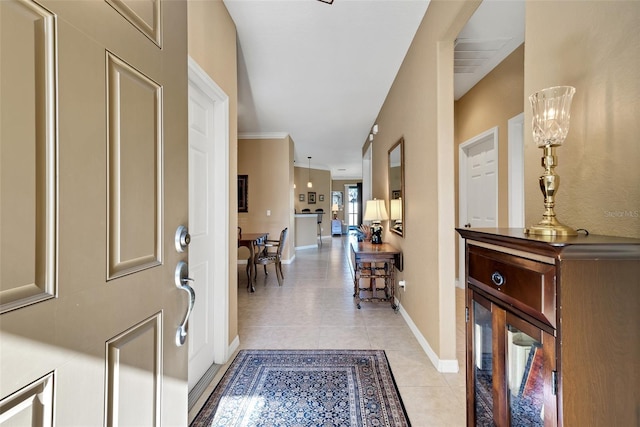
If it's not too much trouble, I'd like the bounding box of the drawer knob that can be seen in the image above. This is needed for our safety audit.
[491,271,505,287]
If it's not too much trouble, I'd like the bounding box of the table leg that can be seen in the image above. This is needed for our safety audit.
[354,263,361,309]
[389,262,398,311]
[246,243,255,292]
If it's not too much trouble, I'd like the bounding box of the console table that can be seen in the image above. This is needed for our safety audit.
[350,240,401,309]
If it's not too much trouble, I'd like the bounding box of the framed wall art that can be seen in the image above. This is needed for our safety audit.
[308,192,316,204]
[238,175,248,212]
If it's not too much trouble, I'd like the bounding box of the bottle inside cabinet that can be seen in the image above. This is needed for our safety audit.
[471,297,494,425]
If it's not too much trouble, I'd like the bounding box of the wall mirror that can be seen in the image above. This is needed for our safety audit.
[388,137,404,236]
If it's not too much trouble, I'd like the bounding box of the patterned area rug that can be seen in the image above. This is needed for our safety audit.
[191,349,410,426]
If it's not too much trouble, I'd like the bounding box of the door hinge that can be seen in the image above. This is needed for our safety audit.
[465,307,469,323]
[551,370,558,395]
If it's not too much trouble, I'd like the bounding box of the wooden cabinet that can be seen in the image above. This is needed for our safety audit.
[456,228,640,427]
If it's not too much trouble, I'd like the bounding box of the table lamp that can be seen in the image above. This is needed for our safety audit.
[364,199,389,244]
[332,203,339,219]
[390,198,402,233]
[526,85,577,236]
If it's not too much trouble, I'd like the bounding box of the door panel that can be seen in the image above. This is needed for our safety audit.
[0,372,54,425]
[0,0,57,313]
[0,0,188,425]
[105,0,162,47]
[106,51,163,279]
[106,313,162,426]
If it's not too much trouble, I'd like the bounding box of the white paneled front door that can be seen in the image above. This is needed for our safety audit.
[0,1,189,425]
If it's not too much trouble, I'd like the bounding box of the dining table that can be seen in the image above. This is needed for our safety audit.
[238,232,268,292]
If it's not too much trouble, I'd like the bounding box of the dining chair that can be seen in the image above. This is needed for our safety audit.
[253,227,288,286]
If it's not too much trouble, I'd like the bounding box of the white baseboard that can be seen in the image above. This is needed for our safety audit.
[237,255,295,265]
[282,255,295,264]
[396,299,460,373]
[227,335,239,361]
[295,244,318,250]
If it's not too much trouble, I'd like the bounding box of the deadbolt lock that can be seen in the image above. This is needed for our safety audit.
[175,225,191,253]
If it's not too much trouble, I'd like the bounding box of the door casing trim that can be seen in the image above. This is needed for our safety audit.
[508,112,525,228]
[187,57,230,364]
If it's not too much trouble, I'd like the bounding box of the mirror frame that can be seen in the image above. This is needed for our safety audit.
[388,137,404,237]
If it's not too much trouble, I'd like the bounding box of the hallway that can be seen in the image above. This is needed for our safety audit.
[190,236,466,426]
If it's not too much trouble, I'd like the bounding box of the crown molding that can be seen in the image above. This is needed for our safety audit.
[238,132,289,140]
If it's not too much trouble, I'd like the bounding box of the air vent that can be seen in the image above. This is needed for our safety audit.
[454,38,511,74]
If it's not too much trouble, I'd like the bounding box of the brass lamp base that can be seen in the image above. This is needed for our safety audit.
[525,144,577,237]
[525,218,577,237]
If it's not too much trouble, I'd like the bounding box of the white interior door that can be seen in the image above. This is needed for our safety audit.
[458,127,498,284]
[188,77,217,392]
[186,58,230,402]
[467,138,498,227]
[0,1,189,425]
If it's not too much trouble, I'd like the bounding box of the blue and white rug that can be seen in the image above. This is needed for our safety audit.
[191,349,410,426]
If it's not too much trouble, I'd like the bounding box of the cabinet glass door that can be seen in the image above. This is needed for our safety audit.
[468,292,557,426]
[472,297,495,426]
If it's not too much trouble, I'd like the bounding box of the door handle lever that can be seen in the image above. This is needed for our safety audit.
[175,261,196,346]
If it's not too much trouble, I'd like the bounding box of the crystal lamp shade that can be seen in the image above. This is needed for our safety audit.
[529,86,576,147]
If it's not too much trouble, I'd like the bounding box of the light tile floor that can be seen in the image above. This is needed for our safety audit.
[189,235,467,426]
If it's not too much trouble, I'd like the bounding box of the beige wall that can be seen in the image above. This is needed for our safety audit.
[187,0,239,345]
[524,1,640,238]
[455,44,524,227]
[369,0,480,366]
[238,137,295,259]
[294,166,332,237]
[453,44,524,276]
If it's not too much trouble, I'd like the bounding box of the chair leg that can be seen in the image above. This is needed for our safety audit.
[263,265,268,276]
[275,263,283,286]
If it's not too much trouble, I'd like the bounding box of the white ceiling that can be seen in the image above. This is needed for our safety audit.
[223,0,524,180]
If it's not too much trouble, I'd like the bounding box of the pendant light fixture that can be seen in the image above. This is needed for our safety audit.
[307,156,313,188]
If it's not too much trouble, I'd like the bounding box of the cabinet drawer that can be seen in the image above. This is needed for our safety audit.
[468,245,556,328]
